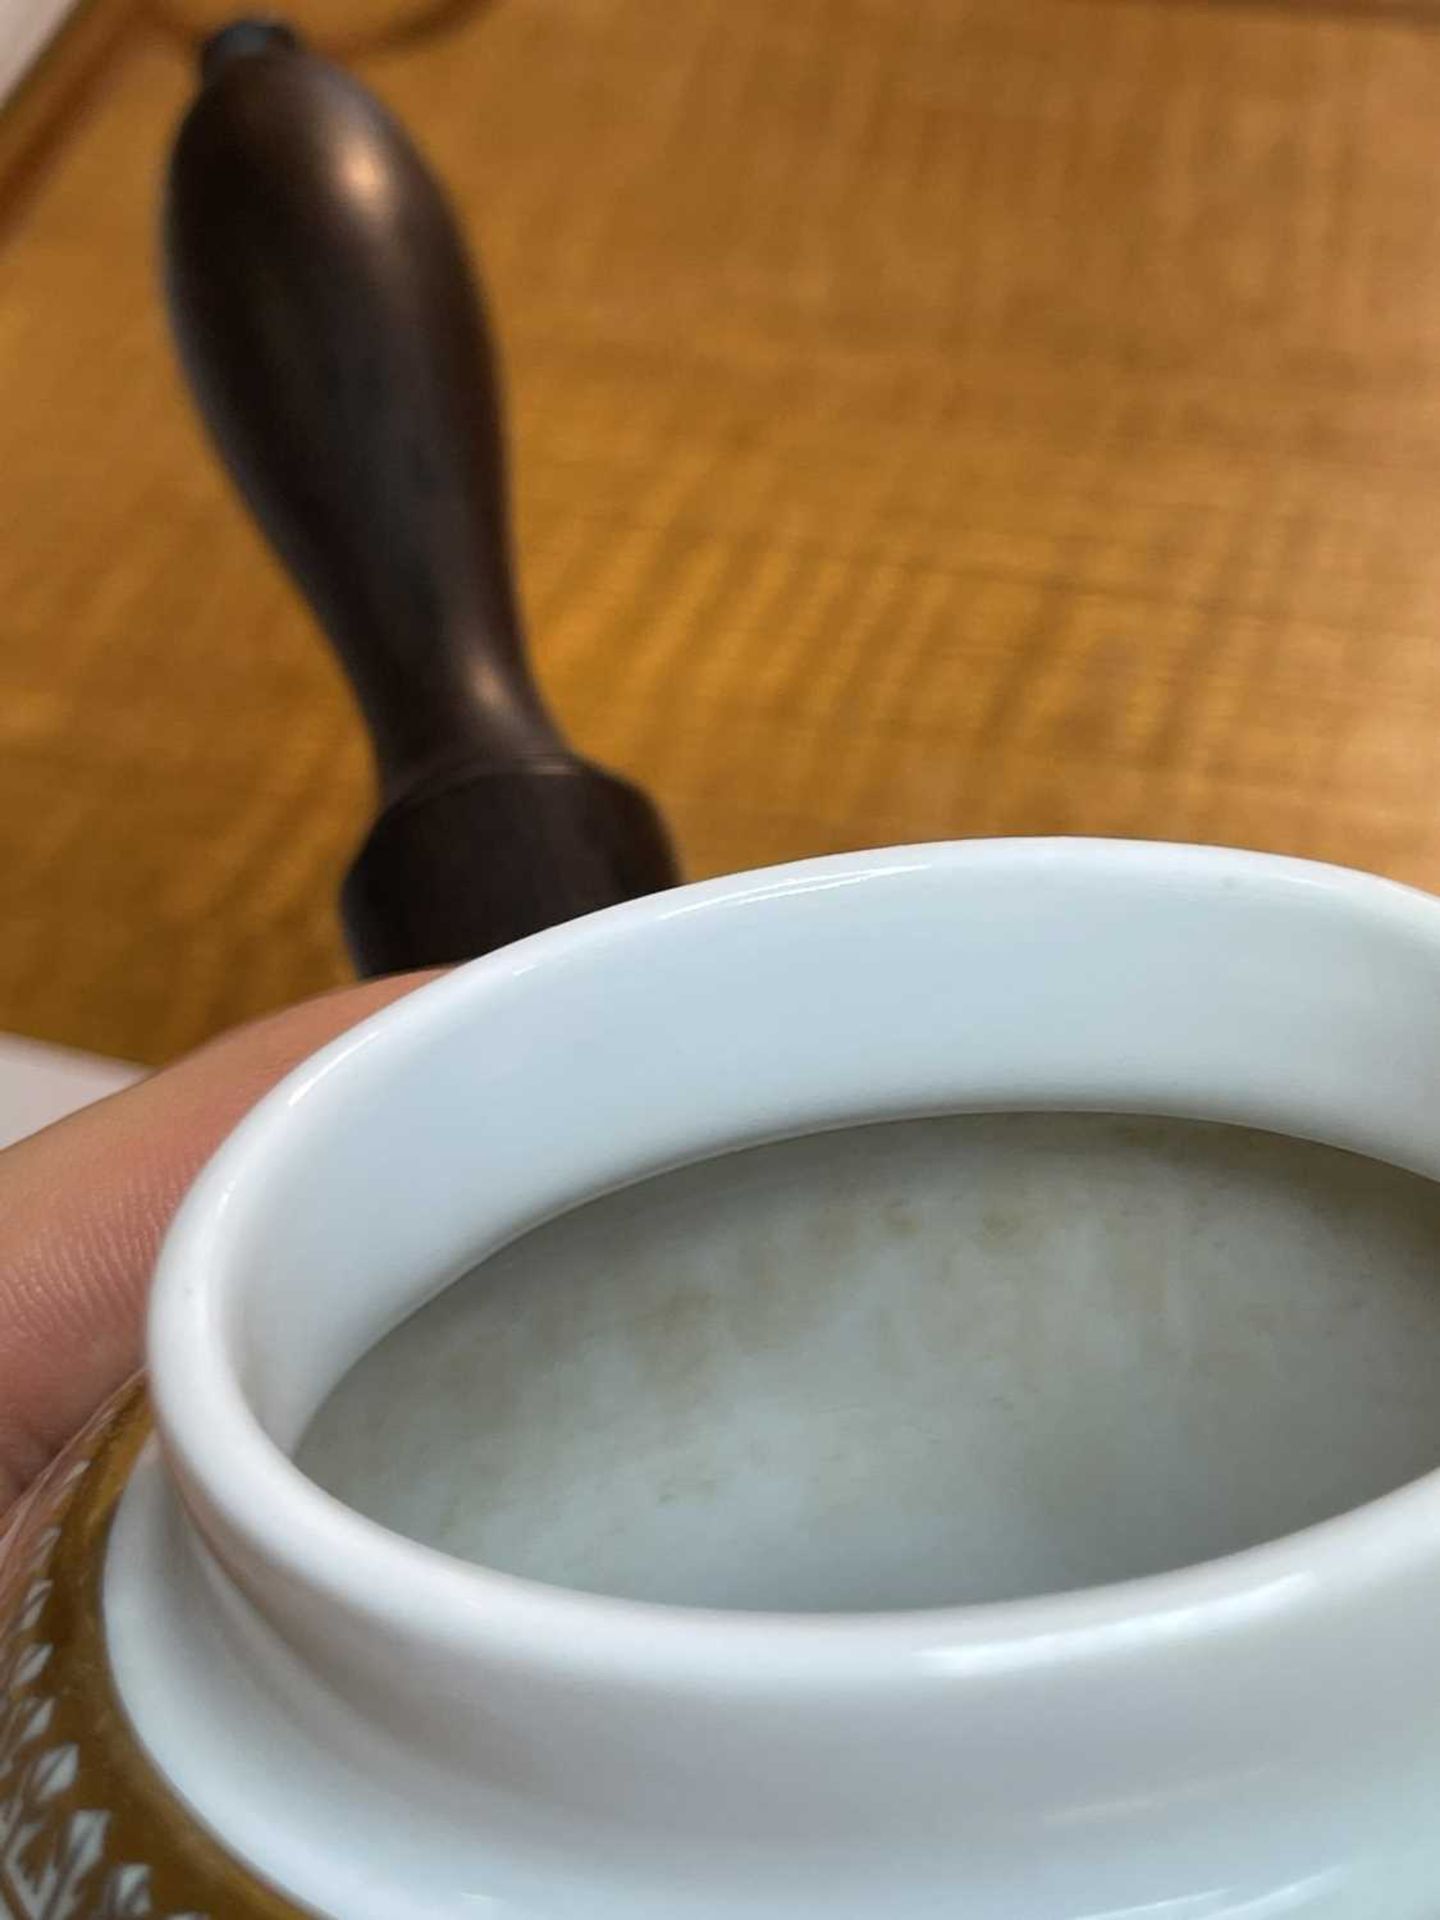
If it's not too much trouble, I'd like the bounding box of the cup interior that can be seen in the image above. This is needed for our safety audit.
[297,1110,1440,1610]
[169,844,1440,1617]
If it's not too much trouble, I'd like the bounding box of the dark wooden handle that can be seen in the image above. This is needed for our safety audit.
[165,19,678,973]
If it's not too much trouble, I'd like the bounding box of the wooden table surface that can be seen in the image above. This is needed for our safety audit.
[5,0,1440,1064]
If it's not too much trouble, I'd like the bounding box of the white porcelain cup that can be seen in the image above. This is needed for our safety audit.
[114,839,1440,1918]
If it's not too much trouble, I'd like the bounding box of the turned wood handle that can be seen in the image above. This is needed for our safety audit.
[165,19,678,973]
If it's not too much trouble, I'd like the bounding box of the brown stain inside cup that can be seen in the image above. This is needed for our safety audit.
[298,1113,1440,1612]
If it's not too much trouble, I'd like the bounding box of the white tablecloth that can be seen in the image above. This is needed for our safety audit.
[0,1033,139,1149]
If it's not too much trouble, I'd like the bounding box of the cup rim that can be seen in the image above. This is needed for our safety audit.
[148,836,1440,1691]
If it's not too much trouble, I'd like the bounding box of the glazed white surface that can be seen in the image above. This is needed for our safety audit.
[113,840,1440,1916]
